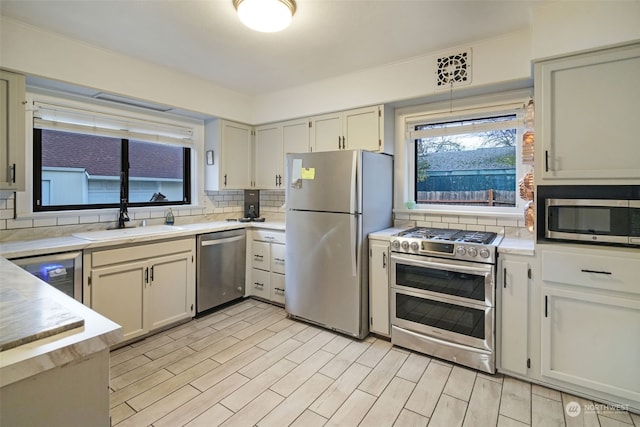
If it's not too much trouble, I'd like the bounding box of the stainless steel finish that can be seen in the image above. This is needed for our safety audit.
[545,230,631,245]
[546,198,630,208]
[392,325,494,374]
[285,150,393,339]
[11,251,83,302]
[196,229,246,314]
[389,225,499,373]
[390,253,495,306]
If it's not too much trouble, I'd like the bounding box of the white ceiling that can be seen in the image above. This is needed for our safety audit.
[0,0,541,96]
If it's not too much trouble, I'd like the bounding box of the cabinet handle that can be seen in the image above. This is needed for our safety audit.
[580,269,612,275]
[278,175,282,186]
[254,282,264,288]
[145,267,149,284]
[274,287,285,292]
[150,265,154,282]
[274,257,285,262]
[224,174,227,186]
[503,267,507,288]
[10,164,16,183]
[382,252,387,269]
[544,150,549,172]
[544,295,548,318]
[254,255,264,260]
[275,174,279,186]
[337,136,341,150]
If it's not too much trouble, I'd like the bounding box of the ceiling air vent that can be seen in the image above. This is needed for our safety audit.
[435,49,472,89]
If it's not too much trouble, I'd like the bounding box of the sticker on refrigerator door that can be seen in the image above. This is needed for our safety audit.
[301,168,315,180]
[291,158,303,188]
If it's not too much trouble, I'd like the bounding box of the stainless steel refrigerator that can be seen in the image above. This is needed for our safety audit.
[285,150,393,339]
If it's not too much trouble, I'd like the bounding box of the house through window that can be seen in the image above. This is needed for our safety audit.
[32,100,193,212]
[413,113,520,208]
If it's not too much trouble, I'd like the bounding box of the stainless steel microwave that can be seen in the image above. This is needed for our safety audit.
[537,186,640,247]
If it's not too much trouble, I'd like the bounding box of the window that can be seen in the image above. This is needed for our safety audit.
[412,112,521,208]
[32,100,193,212]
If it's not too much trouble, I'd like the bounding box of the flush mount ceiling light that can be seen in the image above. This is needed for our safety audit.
[233,0,296,33]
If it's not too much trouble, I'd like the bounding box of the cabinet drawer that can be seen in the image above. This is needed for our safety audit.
[252,241,270,270]
[541,249,640,295]
[250,268,270,299]
[271,243,286,274]
[253,230,285,244]
[270,273,285,305]
[91,238,194,267]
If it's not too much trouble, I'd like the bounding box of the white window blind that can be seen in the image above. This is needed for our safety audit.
[33,101,194,146]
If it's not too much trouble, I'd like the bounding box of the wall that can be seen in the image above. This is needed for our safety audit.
[531,1,640,61]
[0,17,253,124]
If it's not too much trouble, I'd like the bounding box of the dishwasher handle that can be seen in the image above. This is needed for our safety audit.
[200,235,245,247]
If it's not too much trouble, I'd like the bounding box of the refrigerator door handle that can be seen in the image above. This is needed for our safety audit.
[350,151,357,214]
[350,215,358,277]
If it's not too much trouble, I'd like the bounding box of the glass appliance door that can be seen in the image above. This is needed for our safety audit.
[11,252,82,301]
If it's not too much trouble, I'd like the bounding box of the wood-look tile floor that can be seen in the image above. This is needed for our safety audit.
[110,299,639,427]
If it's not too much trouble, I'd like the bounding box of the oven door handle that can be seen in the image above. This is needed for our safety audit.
[390,254,493,277]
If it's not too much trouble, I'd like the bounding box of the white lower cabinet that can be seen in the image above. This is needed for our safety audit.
[85,238,195,342]
[497,254,532,376]
[539,245,640,409]
[369,239,390,336]
[248,230,285,305]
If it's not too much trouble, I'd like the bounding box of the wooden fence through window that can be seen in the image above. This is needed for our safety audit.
[417,190,515,206]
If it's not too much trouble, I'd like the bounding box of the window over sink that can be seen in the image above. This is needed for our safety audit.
[31,98,193,212]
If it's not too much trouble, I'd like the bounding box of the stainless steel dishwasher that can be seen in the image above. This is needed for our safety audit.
[196,228,246,315]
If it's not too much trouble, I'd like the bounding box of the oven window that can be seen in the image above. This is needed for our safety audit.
[395,263,486,302]
[396,293,485,339]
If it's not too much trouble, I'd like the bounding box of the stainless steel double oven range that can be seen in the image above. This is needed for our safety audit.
[390,227,502,374]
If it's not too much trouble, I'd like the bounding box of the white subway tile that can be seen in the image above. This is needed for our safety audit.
[58,216,80,226]
[441,215,459,224]
[458,216,478,225]
[79,215,101,224]
[33,217,58,227]
[478,218,497,226]
[7,218,33,229]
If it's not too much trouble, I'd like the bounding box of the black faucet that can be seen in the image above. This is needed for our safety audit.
[118,171,130,228]
[118,198,130,229]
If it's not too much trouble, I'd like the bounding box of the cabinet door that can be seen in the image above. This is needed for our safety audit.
[343,105,381,152]
[254,124,282,189]
[221,121,252,188]
[369,241,390,336]
[148,252,194,331]
[250,268,271,299]
[90,261,148,341]
[252,241,270,270]
[0,70,26,191]
[499,258,529,375]
[270,272,286,305]
[271,243,285,275]
[542,286,640,402]
[310,112,343,152]
[282,119,310,185]
[536,44,640,180]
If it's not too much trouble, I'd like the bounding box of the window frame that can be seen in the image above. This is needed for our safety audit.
[32,128,192,212]
[397,89,531,216]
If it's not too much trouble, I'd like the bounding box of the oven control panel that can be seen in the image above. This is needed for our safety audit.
[390,237,500,264]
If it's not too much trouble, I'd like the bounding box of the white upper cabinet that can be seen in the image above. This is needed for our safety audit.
[254,123,283,189]
[343,105,383,152]
[0,70,26,191]
[309,105,385,153]
[310,111,343,152]
[535,43,640,182]
[205,119,253,190]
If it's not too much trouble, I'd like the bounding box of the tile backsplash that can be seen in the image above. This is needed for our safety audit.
[393,210,532,239]
[0,189,287,242]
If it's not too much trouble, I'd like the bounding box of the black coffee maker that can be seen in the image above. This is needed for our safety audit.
[243,190,264,221]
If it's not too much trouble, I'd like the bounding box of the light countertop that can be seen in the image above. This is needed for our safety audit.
[0,220,286,259]
[0,257,122,387]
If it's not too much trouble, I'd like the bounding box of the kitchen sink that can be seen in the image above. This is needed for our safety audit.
[73,225,184,241]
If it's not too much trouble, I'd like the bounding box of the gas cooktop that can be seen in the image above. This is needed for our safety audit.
[391,227,502,263]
